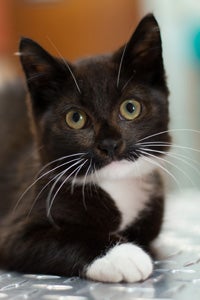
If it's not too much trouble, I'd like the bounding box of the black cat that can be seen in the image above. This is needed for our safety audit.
[0,14,170,283]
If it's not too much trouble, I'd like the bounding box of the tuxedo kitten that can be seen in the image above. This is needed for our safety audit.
[0,14,170,283]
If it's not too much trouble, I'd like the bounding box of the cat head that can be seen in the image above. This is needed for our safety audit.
[19,14,170,180]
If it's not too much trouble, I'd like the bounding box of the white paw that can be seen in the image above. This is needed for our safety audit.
[86,243,153,283]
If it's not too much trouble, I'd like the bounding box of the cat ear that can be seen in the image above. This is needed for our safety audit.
[19,38,64,87]
[19,38,76,115]
[114,14,166,88]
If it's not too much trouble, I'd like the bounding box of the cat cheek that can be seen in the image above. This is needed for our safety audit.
[73,131,94,151]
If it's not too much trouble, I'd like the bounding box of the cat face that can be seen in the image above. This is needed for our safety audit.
[19,14,170,180]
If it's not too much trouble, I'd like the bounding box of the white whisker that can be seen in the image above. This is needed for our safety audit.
[46,36,81,94]
[26,170,65,219]
[47,160,88,223]
[132,151,143,182]
[138,150,181,189]
[166,151,200,171]
[137,142,171,146]
[46,159,84,216]
[139,149,195,188]
[117,43,128,88]
[36,153,86,178]
[89,163,97,198]
[137,128,200,143]
[13,156,83,213]
[70,159,90,195]
[81,159,92,211]
[137,142,200,154]
[121,74,135,91]
[139,147,200,178]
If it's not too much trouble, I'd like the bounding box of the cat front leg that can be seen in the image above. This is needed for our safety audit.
[0,220,114,277]
[0,219,153,282]
[86,243,153,283]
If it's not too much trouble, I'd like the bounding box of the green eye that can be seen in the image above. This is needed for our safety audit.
[65,110,87,130]
[120,99,141,120]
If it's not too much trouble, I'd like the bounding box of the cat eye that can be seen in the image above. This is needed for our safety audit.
[120,100,141,121]
[65,109,87,130]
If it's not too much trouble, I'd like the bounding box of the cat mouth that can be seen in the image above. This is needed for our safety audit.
[94,151,139,170]
[95,159,137,179]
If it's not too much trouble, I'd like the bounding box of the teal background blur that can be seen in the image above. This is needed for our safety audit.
[142,0,200,190]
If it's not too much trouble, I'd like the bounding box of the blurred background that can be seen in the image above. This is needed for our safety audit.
[0,0,200,190]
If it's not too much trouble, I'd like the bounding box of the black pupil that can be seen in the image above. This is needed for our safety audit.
[126,102,135,114]
[72,112,81,123]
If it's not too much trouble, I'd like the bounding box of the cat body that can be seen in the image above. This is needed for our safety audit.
[0,14,170,282]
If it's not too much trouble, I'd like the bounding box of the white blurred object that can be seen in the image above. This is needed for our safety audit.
[140,0,200,189]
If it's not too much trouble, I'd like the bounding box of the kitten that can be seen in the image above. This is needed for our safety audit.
[0,14,170,283]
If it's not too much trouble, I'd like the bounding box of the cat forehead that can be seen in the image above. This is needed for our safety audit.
[56,55,120,119]
[61,56,147,114]
[74,55,118,87]
[64,56,120,113]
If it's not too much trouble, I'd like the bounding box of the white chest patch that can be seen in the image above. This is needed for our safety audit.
[95,158,156,232]
[75,157,158,232]
[98,177,150,231]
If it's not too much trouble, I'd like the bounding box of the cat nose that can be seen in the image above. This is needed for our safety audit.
[97,138,122,157]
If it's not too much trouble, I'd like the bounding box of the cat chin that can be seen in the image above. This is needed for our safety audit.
[95,157,160,182]
[75,156,161,185]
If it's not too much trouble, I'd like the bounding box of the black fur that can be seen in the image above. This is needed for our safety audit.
[0,14,170,277]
